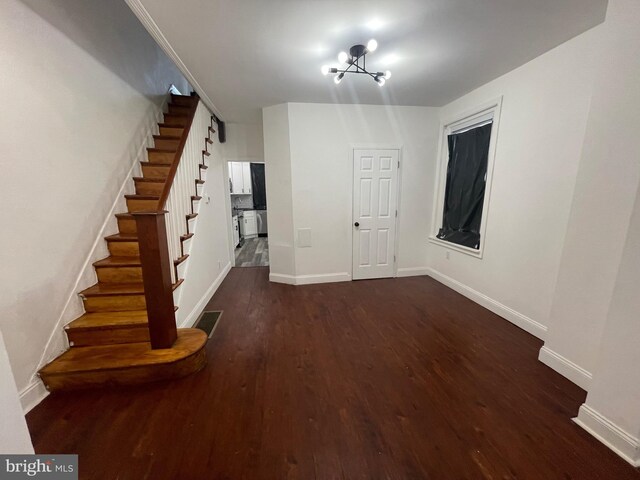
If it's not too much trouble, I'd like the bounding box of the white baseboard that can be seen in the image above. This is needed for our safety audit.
[538,346,592,390]
[397,266,430,277]
[574,404,640,467]
[178,262,232,328]
[269,273,297,285]
[19,380,49,414]
[269,272,351,285]
[426,267,548,340]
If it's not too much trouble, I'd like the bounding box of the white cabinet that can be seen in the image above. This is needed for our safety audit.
[242,162,252,194]
[242,210,258,237]
[230,162,244,194]
[232,215,240,246]
[229,162,252,194]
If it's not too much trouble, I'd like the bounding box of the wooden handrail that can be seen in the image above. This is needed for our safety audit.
[157,93,200,209]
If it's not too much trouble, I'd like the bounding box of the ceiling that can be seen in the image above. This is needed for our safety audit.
[135,0,607,123]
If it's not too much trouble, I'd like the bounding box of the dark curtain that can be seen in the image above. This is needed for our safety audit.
[437,123,492,249]
[250,163,267,210]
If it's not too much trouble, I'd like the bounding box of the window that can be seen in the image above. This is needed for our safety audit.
[430,98,501,257]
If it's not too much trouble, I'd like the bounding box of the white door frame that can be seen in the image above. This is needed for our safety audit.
[225,160,266,267]
[350,144,403,280]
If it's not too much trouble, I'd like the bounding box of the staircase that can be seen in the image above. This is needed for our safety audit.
[38,94,214,391]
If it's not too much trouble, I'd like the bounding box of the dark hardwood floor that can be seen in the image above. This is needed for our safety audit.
[27,267,640,479]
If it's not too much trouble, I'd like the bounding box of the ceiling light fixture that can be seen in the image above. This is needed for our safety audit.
[321,39,391,87]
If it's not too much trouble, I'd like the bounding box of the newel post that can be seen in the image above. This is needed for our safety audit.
[132,211,178,349]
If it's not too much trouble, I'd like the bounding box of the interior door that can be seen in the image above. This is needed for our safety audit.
[352,149,399,280]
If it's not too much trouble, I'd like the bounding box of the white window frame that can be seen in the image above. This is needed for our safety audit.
[428,97,503,258]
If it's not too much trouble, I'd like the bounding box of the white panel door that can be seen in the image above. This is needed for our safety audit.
[352,149,399,280]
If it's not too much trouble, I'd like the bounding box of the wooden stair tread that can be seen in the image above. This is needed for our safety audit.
[202,150,211,156]
[133,177,165,183]
[66,311,148,331]
[124,194,160,200]
[192,195,202,201]
[180,233,194,241]
[173,279,184,291]
[105,233,138,242]
[141,161,172,167]
[93,256,141,268]
[208,126,216,134]
[147,148,177,153]
[186,213,198,219]
[153,134,181,140]
[199,164,208,169]
[205,138,213,144]
[80,282,144,297]
[39,329,207,375]
[174,254,189,266]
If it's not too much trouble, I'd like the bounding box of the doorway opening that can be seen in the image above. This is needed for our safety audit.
[228,161,269,267]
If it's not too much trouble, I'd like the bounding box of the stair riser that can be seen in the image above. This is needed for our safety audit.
[168,104,191,115]
[107,241,139,257]
[135,181,164,196]
[39,347,206,392]
[83,295,146,313]
[147,150,175,163]
[141,164,170,178]
[127,198,159,213]
[171,95,194,107]
[95,266,143,284]
[67,326,150,347]
[159,126,184,137]
[162,114,188,126]
[154,138,180,150]
[117,217,136,234]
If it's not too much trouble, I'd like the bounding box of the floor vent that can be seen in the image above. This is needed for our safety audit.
[194,311,222,337]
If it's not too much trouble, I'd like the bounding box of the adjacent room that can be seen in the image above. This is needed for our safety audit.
[1,0,639,478]
[229,161,269,267]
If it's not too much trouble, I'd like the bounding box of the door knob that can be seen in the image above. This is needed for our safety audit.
[354,222,360,227]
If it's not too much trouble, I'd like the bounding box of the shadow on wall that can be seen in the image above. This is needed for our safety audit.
[18,0,190,101]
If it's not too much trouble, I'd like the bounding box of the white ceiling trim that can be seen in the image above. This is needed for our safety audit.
[125,0,224,119]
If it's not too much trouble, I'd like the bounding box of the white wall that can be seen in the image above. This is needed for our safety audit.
[0,0,189,407]
[426,25,600,338]
[576,182,640,466]
[287,103,439,282]
[263,104,296,280]
[0,331,34,454]
[541,0,640,388]
[224,121,265,162]
[175,134,232,328]
[545,0,640,464]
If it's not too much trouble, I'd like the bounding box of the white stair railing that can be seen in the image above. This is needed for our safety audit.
[164,100,212,283]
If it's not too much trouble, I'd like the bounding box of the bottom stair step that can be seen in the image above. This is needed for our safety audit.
[39,329,207,391]
[65,311,150,347]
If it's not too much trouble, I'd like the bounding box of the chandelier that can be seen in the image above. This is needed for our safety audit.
[321,39,392,86]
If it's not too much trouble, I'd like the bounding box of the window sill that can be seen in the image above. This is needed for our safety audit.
[427,236,484,259]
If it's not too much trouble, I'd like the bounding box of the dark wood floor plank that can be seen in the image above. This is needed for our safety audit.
[27,267,640,479]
